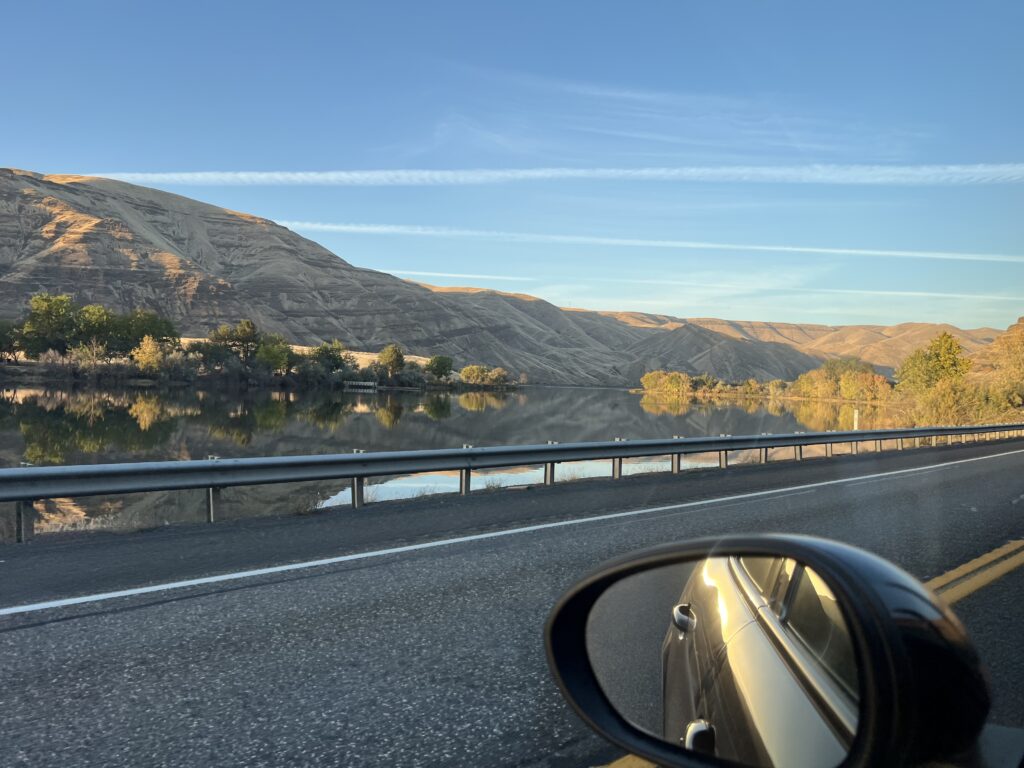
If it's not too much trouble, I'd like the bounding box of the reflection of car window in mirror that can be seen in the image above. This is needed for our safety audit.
[771,558,798,614]
[585,556,859,768]
[738,556,777,595]
[783,566,859,699]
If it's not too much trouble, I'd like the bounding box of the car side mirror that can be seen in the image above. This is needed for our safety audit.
[545,534,990,768]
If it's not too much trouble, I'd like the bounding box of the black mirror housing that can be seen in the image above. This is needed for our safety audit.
[544,534,989,768]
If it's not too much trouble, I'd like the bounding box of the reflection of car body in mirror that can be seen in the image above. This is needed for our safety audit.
[546,534,1011,768]
[661,556,857,768]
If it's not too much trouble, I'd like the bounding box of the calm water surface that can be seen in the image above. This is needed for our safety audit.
[0,386,900,539]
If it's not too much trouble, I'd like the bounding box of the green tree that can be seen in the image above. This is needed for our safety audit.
[255,334,292,374]
[131,335,165,373]
[18,293,79,358]
[114,309,178,354]
[0,319,17,362]
[378,343,406,377]
[75,304,114,349]
[425,355,454,379]
[210,319,261,363]
[189,340,234,372]
[311,340,356,373]
[896,333,972,393]
[364,361,389,383]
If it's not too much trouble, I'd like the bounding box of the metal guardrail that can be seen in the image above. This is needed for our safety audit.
[2,422,1023,520]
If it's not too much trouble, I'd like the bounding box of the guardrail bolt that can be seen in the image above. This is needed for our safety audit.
[460,445,473,494]
[352,449,366,508]
[544,441,557,485]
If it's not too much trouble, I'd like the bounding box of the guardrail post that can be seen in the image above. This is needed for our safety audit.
[351,449,366,508]
[897,438,904,451]
[544,441,557,485]
[15,499,35,543]
[206,487,220,522]
[460,445,473,494]
[931,435,938,447]
[875,439,882,452]
[759,434,769,464]
[205,455,221,522]
[852,440,859,456]
[719,435,728,469]
[671,435,682,474]
[612,438,624,479]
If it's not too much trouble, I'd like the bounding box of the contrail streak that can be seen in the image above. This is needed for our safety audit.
[278,220,1024,264]
[97,163,1024,187]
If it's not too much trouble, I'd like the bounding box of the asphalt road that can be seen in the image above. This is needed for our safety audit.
[2,438,1023,766]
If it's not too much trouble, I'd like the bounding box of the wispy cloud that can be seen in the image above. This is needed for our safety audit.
[384,269,535,282]
[607,278,1024,302]
[99,163,1024,187]
[279,220,1024,264]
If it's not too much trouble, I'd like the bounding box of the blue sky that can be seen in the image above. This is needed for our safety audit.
[4,1,1023,328]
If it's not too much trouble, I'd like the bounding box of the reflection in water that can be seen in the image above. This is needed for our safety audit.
[421,394,452,421]
[0,385,913,538]
[375,401,404,429]
[457,391,509,412]
[639,394,902,432]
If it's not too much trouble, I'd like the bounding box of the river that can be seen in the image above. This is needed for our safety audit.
[0,385,902,541]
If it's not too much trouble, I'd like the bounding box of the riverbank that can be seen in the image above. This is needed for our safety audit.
[0,360,516,395]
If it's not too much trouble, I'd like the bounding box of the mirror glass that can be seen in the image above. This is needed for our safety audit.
[586,555,859,768]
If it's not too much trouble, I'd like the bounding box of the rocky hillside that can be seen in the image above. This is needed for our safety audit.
[0,168,1006,385]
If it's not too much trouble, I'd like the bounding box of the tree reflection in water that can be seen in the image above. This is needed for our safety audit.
[639,394,905,432]
[0,384,1004,539]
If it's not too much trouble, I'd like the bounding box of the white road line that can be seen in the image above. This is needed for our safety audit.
[2,447,1023,618]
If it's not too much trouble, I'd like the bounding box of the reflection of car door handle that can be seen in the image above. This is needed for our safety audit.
[684,718,715,753]
[672,603,696,634]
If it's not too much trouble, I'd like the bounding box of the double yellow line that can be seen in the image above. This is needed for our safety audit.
[926,538,1024,605]
[602,539,1024,768]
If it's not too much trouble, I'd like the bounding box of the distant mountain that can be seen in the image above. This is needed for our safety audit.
[638,317,999,376]
[0,168,1008,386]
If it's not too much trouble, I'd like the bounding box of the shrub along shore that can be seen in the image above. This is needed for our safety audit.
[0,293,514,392]
[640,332,1023,427]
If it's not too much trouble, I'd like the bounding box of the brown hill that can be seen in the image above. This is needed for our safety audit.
[623,324,822,382]
[0,168,1008,385]
[680,318,998,375]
